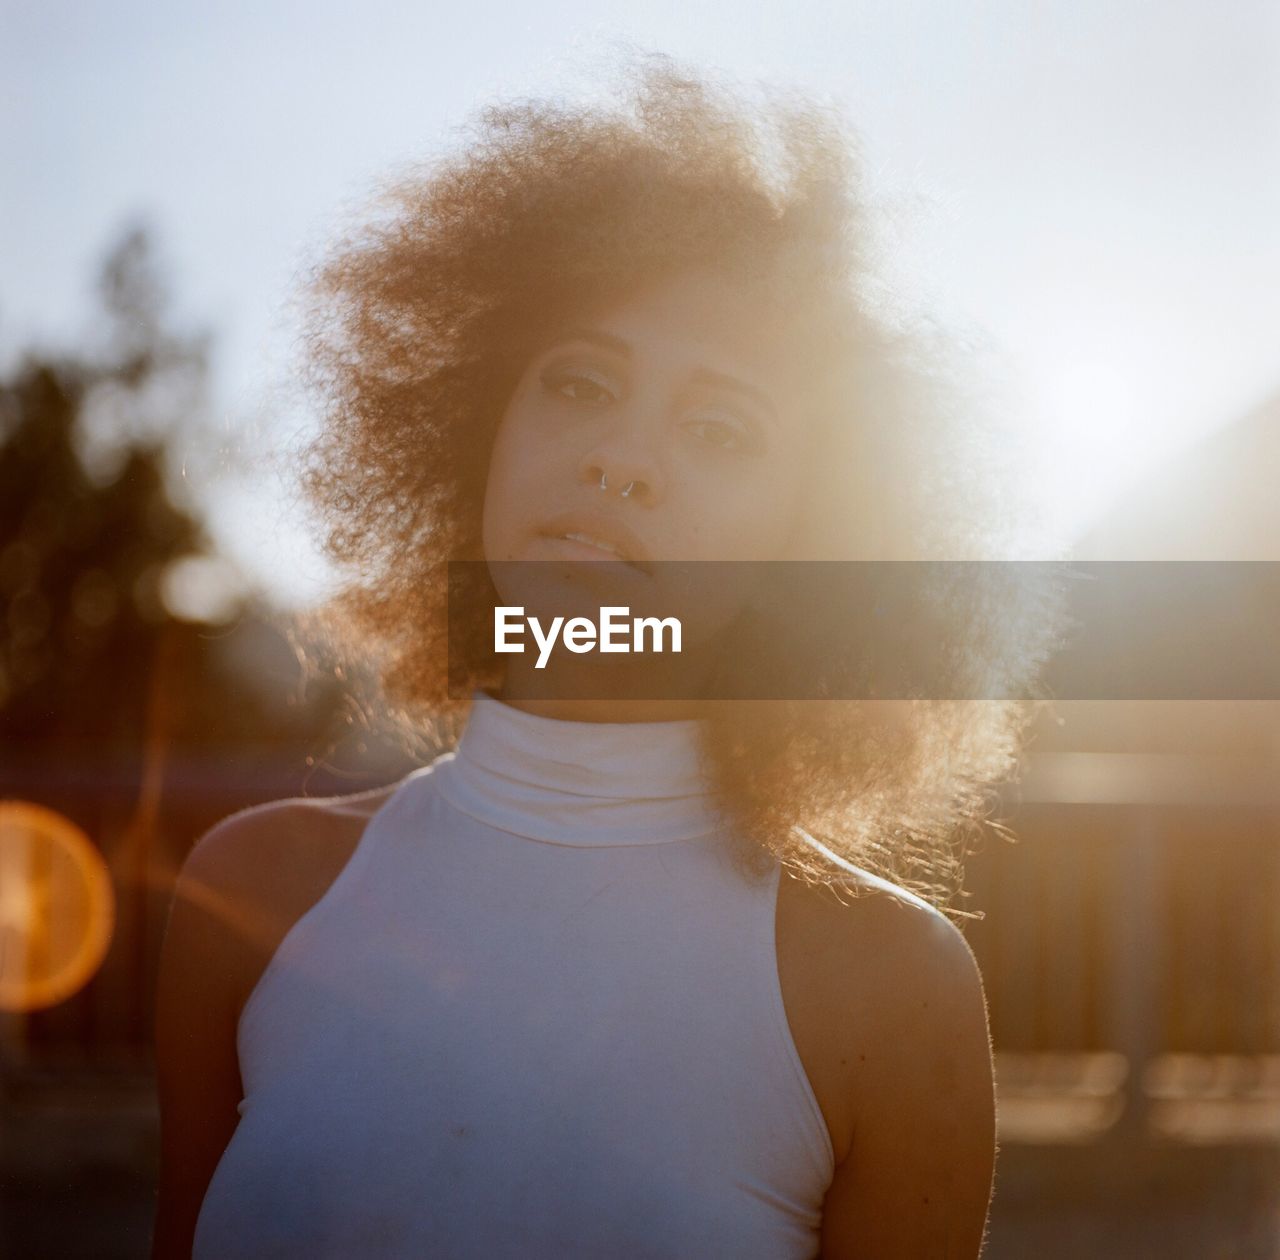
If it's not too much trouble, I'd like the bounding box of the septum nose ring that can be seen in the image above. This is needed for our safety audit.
[599,472,637,498]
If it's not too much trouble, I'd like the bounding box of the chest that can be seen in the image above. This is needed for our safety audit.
[213,821,835,1258]
[240,819,865,1167]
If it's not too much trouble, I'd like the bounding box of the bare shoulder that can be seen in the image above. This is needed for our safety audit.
[151,783,400,1258]
[778,865,996,1259]
[179,782,394,900]
[778,862,984,1040]
[168,781,400,1021]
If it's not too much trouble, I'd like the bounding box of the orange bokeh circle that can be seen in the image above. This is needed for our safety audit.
[0,801,115,1013]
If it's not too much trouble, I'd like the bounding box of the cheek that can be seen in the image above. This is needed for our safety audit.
[481,424,532,559]
[687,461,807,560]
[481,401,570,558]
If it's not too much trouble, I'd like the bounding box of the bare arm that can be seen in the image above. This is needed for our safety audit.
[151,816,269,1259]
[151,796,374,1257]
[819,906,997,1259]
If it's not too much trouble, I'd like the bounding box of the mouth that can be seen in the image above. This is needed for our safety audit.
[536,517,654,576]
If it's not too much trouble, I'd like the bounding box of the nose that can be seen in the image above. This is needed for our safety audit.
[578,433,663,507]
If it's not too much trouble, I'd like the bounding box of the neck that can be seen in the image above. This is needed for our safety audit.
[493,691,709,723]
[495,643,720,723]
[429,689,720,847]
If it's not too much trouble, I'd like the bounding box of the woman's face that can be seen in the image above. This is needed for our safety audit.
[481,270,819,572]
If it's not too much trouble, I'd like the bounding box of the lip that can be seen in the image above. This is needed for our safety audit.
[535,510,655,576]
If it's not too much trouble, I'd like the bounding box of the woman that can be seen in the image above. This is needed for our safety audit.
[153,52,1061,1258]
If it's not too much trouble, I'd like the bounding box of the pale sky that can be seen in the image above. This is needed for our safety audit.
[3,0,1278,607]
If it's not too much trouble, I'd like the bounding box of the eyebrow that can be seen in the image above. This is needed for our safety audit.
[553,327,779,422]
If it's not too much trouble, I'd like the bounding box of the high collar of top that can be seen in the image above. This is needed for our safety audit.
[431,690,722,847]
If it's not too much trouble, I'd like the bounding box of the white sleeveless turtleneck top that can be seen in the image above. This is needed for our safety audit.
[192,690,835,1258]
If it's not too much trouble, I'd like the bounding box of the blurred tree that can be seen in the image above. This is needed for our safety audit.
[0,225,234,746]
[0,223,409,1069]
[0,222,406,768]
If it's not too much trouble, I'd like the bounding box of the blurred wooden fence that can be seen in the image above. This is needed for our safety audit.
[970,752,1280,1147]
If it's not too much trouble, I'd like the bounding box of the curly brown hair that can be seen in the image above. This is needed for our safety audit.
[278,50,1066,919]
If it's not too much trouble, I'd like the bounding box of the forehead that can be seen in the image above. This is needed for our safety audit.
[546,270,810,389]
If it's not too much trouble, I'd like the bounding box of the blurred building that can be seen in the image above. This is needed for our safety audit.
[965,389,1280,1255]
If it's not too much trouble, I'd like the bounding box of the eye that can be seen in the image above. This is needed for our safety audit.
[683,410,758,454]
[542,367,616,406]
